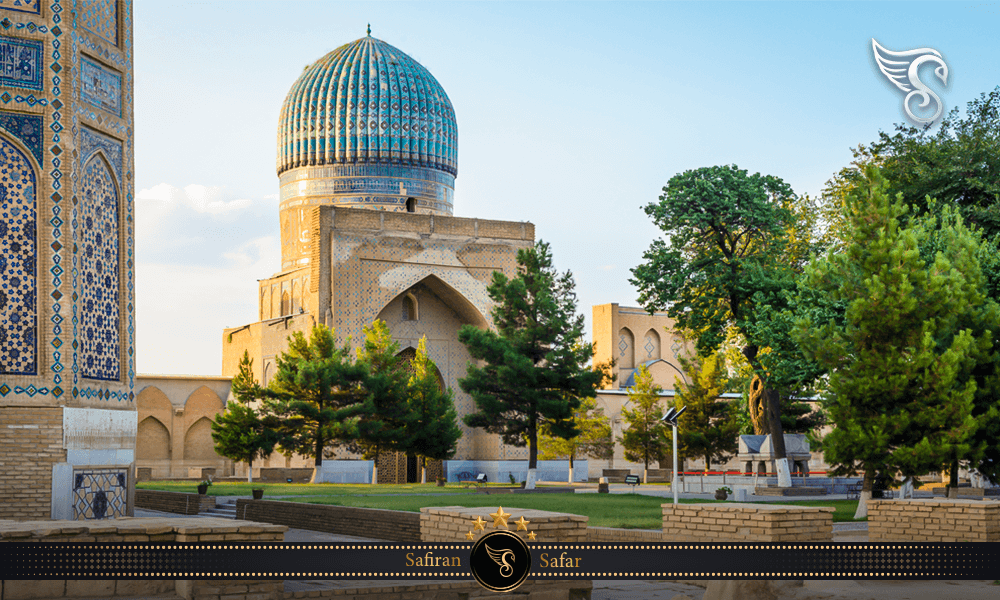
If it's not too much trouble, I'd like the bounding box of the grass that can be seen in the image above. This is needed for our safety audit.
[137,481,866,527]
[136,481,482,496]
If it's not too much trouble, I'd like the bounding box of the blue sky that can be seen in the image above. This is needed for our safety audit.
[133,1,1000,374]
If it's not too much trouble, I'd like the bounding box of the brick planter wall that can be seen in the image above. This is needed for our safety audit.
[235,499,421,542]
[869,499,1000,542]
[135,489,217,515]
[662,503,833,542]
[0,517,287,600]
[421,506,588,543]
[588,527,663,543]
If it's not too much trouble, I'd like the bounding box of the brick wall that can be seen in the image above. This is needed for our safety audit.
[420,506,588,543]
[869,499,1000,542]
[135,490,218,515]
[588,527,663,543]
[0,407,65,520]
[235,499,421,542]
[662,503,833,542]
[1,517,287,600]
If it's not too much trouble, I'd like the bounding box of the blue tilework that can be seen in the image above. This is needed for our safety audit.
[73,467,127,519]
[0,0,39,15]
[77,0,117,46]
[0,133,35,375]
[78,154,119,381]
[79,126,122,183]
[0,35,42,91]
[0,110,41,163]
[80,55,120,116]
[278,35,458,177]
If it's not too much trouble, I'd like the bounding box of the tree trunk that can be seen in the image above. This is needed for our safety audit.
[314,432,324,467]
[568,453,574,484]
[421,457,427,484]
[748,376,770,435]
[949,456,960,489]
[853,469,875,519]
[247,459,253,484]
[526,419,538,490]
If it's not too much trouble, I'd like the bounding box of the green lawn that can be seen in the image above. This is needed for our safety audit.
[285,494,865,528]
[136,481,482,496]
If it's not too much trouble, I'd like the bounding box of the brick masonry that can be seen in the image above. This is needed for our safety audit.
[135,489,217,515]
[236,499,421,543]
[868,498,1000,542]
[662,503,833,542]
[421,506,589,544]
[587,526,663,543]
[0,406,65,520]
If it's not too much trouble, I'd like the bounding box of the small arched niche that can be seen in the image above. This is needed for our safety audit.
[406,197,417,213]
[618,327,635,369]
[402,293,418,321]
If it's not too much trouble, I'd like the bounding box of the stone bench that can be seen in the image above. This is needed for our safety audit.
[868,498,1000,542]
[662,502,833,542]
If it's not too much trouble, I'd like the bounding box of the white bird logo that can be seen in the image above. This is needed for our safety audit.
[486,544,515,578]
[872,39,949,124]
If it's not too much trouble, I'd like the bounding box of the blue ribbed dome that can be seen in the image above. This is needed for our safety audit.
[277,34,458,177]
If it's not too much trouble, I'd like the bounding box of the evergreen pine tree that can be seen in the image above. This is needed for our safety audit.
[619,365,669,481]
[668,352,740,471]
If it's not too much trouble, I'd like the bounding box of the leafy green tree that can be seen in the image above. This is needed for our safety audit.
[794,166,993,517]
[263,324,368,471]
[353,320,412,484]
[619,365,668,479]
[537,396,613,483]
[630,165,807,472]
[210,351,280,483]
[666,352,739,471]
[821,88,1000,249]
[459,240,605,489]
[406,337,462,483]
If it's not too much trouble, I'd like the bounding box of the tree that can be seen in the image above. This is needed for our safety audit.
[630,164,805,483]
[820,88,1000,249]
[794,166,993,518]
[263,324,368,473]
[211,351,280,483]
[459,240,605,489]
[406,337,462,483]
[667,352,740,472]
[353,320,412,484]
[619,365,669,481]
[537,396,613,484]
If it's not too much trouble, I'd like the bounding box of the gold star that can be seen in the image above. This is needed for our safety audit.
[527,531,537,541]
[472,516,487,531]
[465,530,475,540]
[514,516,530,531]
[490,506,511,529]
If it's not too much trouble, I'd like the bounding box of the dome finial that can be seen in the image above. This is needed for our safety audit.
[367,23,371,36]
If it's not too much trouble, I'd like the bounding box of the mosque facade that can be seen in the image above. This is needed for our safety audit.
[0,1,136,520]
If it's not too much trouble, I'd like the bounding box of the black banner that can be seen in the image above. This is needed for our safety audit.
[2,543,998,579]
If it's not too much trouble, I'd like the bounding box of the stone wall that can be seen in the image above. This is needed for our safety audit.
[236,499,421,542]
[1,517,286,600]
[420,506,588,543]
[0,406,64,520]
[135,489,218,515]
[868,499,1000,542]
[662,503,833,542]
[588,527,663,543]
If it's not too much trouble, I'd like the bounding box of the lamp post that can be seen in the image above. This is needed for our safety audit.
[661,406,687,504]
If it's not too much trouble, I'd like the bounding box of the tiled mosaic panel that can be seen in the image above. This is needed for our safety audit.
[0,35,41,91]
[0,134,35,375]
[78,155,119,380]
[0,111,41,163]
[80,55,121,115]
[72,468,127,520]
[78,0,117,46]
[0,0,39,15]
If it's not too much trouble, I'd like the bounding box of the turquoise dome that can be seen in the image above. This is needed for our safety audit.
[277,34,458,177]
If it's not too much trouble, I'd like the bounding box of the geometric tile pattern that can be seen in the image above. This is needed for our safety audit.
[72,468,127,520]
[78,154,119,380]
[0,35,42,91]
[278,34,458,177]
[0,0,40,15]
[80,56,120,116]
[0,109,41,163]
[78,0,117,46]
[0,134,36,374]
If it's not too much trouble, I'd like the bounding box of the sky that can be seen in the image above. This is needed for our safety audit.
[133,1,1000,375]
